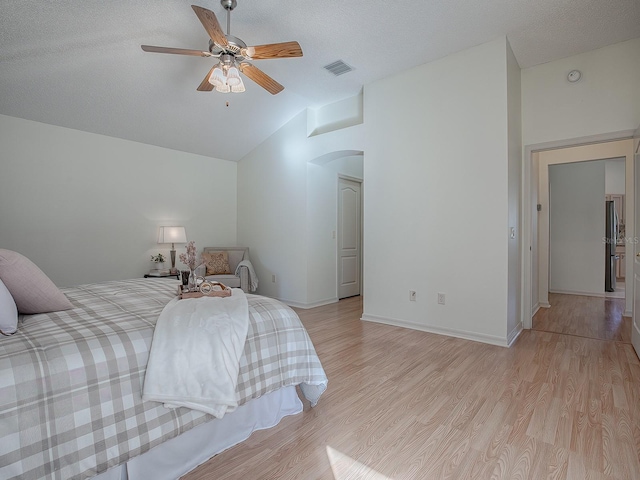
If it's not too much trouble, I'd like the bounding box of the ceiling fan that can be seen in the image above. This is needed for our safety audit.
[141,0,303,95]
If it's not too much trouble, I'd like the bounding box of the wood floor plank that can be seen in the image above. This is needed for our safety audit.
[184,295,640,480]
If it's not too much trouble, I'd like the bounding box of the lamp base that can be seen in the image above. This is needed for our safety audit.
[170,247,177,275]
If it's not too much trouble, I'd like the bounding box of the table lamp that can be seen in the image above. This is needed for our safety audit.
[158,226,187,274]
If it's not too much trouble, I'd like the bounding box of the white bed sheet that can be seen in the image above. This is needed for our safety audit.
[95,386,302,480]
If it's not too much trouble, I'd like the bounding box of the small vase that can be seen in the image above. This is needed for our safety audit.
[188,269,197,292]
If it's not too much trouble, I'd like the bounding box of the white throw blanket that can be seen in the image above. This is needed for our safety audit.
[142,288,249,418]
[235,259,258,292]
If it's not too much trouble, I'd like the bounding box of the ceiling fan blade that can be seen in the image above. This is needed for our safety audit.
[197,66,216,92]
[239,63,284,95]
[242,41,303,60]
[191,5,229,49]
[141,45,212,57]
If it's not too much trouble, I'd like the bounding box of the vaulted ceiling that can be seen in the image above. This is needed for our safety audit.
[1,0,639,161]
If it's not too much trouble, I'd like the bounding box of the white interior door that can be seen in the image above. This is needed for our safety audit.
[338,177,361,299]
[633,138,640,357]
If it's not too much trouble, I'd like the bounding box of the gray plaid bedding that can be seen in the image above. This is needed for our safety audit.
[0,279,327,480]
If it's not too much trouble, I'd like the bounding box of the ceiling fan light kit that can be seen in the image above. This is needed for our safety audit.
[208,54,246,93]
[141,1,303,95]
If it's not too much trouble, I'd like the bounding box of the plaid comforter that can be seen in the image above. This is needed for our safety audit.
[0,279,327,480]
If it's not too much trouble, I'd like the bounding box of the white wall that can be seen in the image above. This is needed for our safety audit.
[362,37,513,345]
[237,111,309,304]
[506,39,522,344]
[308,93,363,137]
[522,38,640,146]
[237,107,364,307]
[0,114,237,287]
[548,161,606,295]
[605,159,626,194]
[531,153,539,312]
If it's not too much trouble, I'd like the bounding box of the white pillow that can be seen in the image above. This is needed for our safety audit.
[0,278,18,335]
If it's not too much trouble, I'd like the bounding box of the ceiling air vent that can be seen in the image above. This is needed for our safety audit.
[323,60,353,76]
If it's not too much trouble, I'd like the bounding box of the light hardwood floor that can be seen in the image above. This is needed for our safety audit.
[533,293,630,343]
[184,296,640,480]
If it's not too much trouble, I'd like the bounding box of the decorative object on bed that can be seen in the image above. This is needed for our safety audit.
[0,278,18,335]
[179,240,200,270]
[197,247,258,293]
[0,279,327,479]
[179,240,203,291]
[0,249,72,314]
[157,226,187,274]
[178,282,231,299]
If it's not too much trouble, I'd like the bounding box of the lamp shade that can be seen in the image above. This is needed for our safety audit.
[208,66,225,88]
[215,83,231,93]
[226,66,241,87]
[157,226,187,244]
[231,77,245,93]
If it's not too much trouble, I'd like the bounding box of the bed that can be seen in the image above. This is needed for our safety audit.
[0,278,328,480]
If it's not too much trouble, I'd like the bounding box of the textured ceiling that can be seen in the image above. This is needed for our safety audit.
[1,0,639,161]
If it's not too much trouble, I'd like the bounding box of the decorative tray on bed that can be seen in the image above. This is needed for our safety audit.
[178,282,231,299]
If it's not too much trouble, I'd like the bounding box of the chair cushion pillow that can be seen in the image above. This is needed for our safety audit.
[0,278,18,335]
[202,252,231,275]
[204,275,240,288]
[0,249,73,314]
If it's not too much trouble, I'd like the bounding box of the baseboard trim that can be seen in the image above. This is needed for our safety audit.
[531,303,540,317]
[624,309,633,317]
[361,313,509,347]
[277,297,338,309]
[507,321,523,347]
[540,302,551,308]
[549,289,604,298]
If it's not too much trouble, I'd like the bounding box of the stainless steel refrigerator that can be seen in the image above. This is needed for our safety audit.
[605,200,619,292]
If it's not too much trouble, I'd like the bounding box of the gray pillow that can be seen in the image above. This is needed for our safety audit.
[0,278,18,335]
[0,249,73,314]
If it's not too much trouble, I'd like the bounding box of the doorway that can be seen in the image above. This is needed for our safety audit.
[547,159,626,299]
[523,135,635,341]
[338,176,362,299]
[527,139,635,321]
[540,158,630,342]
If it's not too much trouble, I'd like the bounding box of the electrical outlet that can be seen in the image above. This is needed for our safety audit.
[437,293,446,305]
[272,274,276,283]
[409,290,416,301]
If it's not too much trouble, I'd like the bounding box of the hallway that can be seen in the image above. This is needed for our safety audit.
[533,293,631,343]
